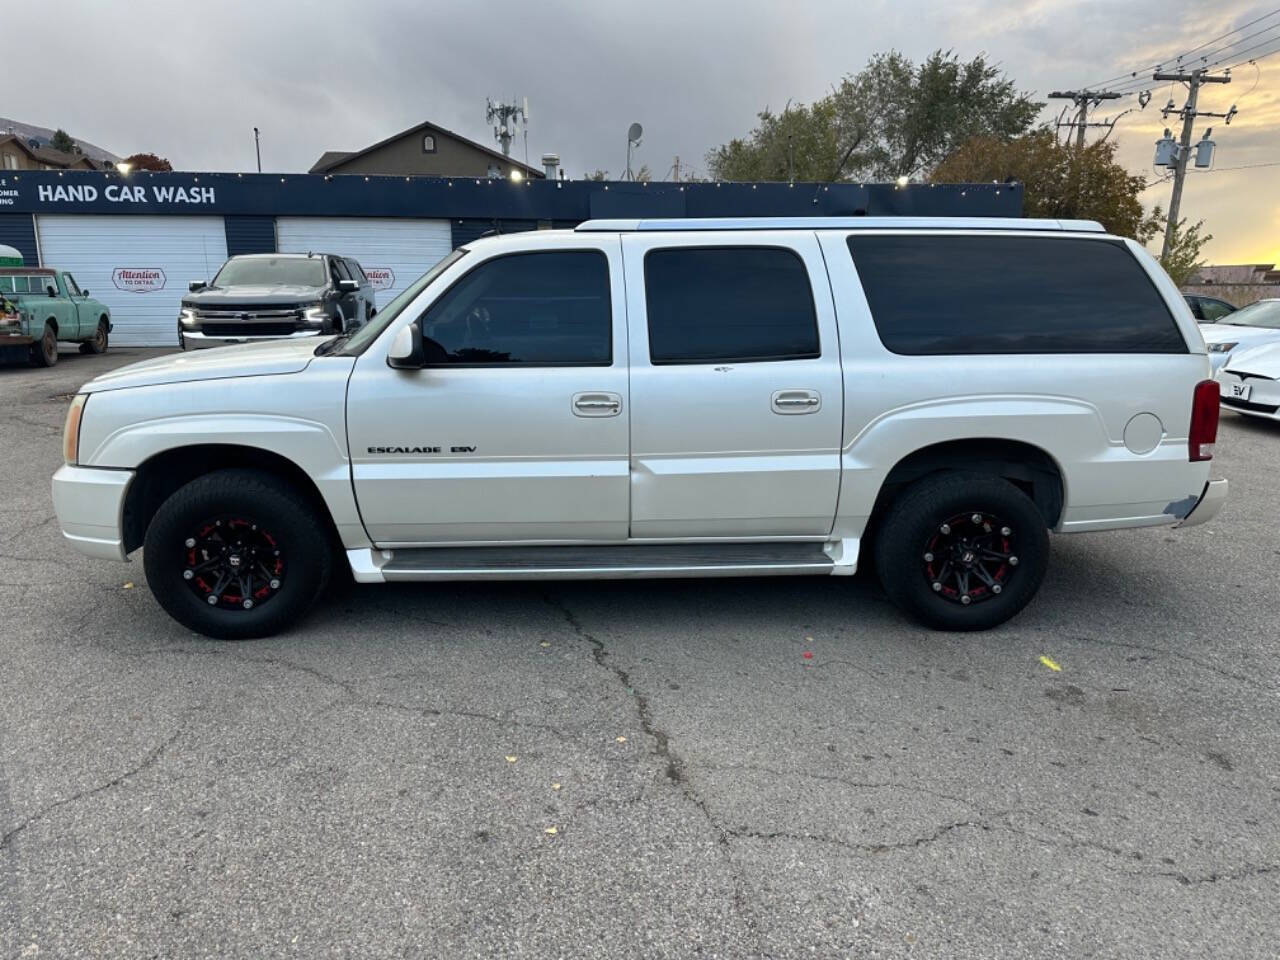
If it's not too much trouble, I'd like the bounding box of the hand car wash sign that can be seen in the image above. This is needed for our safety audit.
[37,184,217,204]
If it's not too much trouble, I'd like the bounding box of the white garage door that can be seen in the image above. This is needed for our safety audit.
[37,215,228,347]
[276,217,452,310]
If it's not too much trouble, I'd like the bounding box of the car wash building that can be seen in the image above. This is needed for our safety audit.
[0,170,1021,347]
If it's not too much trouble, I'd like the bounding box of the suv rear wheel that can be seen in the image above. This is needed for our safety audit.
[142,469,332,639]
[874,472,1049,631]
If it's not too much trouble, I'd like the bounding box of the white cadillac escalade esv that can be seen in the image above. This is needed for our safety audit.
[52,217,1228,639]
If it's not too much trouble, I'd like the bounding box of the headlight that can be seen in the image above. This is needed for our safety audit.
[303,305,328,326]
[1207,342,1237,353]
[178,308,197,327]
[63,394,87,465]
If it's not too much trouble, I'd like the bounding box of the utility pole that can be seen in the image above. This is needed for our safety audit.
[1048,90,1122,147]
[1153,68,1231,261]
[253,127,261,173]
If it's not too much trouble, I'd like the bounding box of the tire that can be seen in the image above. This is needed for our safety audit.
[80,318,109,355]
[142,469,333,640]
[29,323,57,367]
[873,471,1049,631]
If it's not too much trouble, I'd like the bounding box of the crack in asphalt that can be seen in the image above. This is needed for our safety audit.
[730,819,989,854]
[113,644,582,743]
[541,592,766,954]
[1070,634,1273,692]
[0,728,182,852]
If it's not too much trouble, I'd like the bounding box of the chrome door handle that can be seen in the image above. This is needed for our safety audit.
[573,392,623,417]
[771,389,821,414]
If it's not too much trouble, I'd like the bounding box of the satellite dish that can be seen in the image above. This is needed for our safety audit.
[627,122,643,144]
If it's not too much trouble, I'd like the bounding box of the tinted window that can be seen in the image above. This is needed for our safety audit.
[419,251,611,365]
[331,258,350,282]
[214,257,326,287]
[1185,296,1206,320]
[847,235,1186,355]
[1201,298,1235,322]
[345,259,367,282]
[644,247,819,363]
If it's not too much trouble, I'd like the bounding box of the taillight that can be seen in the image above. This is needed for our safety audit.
[1189,379,1220,462]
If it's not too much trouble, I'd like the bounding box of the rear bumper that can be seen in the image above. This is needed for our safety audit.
[0,331,35,347]
[1175,478,1229,529]
[181,328,326,350]
[51,464,134,561]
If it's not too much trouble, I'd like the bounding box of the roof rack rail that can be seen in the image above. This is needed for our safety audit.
[574,217,1106,233]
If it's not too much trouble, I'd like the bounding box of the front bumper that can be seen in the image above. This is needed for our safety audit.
[1174,478,1229,529]
[181,328,327,350]
[51,464,134,561]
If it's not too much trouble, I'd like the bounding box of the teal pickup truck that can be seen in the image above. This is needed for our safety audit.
[0,267,112,366]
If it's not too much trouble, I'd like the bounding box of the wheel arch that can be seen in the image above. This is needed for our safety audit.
[865,438,1066,548]
[122,443,342,555]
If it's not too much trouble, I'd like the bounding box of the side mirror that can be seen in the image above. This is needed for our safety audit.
[81,289,89,297]
[387,324,425,369]
[47,286,57,297]
[188,280,207,293]
[337,279,360,293]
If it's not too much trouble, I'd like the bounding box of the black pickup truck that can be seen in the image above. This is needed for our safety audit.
[178,253,376,350]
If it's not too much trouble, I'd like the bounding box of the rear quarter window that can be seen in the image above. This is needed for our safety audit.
[846,234,1187,355]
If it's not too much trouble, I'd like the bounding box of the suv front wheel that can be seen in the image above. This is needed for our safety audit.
[874,472,1049,631]
[143,469,332,639]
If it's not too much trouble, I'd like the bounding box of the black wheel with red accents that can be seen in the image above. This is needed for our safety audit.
[143,469,332,639]
[874,472,1049,631]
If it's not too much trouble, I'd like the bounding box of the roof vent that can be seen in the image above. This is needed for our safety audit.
[541,153,560,180]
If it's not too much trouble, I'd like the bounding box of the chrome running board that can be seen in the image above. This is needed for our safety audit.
[346,542,838,583]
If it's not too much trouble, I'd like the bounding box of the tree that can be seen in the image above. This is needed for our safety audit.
[583,169,609,181]
[1157,217,1212,286]
[48,128,76,154]
[707,50,1041,182]
[930,130,1159,241]
[121,152,173,172]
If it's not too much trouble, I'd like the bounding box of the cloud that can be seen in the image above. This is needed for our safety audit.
[5,0,1278,261]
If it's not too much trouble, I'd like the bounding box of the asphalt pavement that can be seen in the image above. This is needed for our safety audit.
[1,347,1277,959]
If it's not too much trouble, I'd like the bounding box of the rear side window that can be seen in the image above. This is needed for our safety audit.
[847,235,1186,355]
[419,250,611,366]
[644,247,820,364]
[1200,298,1234,322]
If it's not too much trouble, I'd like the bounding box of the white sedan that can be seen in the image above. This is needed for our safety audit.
[1200,298,1280,372]
[1217,339,1280,421]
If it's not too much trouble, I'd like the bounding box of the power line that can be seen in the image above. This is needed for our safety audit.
[1195,159,1280,172]
[1081,7,1280,88]
[1205,31,1280,68]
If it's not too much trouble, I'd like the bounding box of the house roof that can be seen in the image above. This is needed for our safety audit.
[308,120,545,177]
[0,135,98,169]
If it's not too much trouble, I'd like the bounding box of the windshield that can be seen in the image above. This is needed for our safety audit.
[1223,300,1280,330]
[329,248,469,357]
[213,257,326,288]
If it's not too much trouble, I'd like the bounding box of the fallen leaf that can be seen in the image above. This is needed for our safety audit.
[539,641,551,648]
[551,782,561,791]
[123,582,134,590]
[615,736,627,743]
[505,755,518,763]
[544,826,558,835]
[1039,655,1062,672]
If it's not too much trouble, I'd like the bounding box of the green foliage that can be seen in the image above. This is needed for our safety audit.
[48,129,76,154]
[931,130,1160,241]
[1158,217,1213,286]
[707,50,1042,182]
[583,169,609,181]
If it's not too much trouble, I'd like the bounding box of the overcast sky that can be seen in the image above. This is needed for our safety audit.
[8,0,1279,263]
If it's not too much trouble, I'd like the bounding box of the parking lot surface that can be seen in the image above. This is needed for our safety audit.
[2,348,1277,959]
